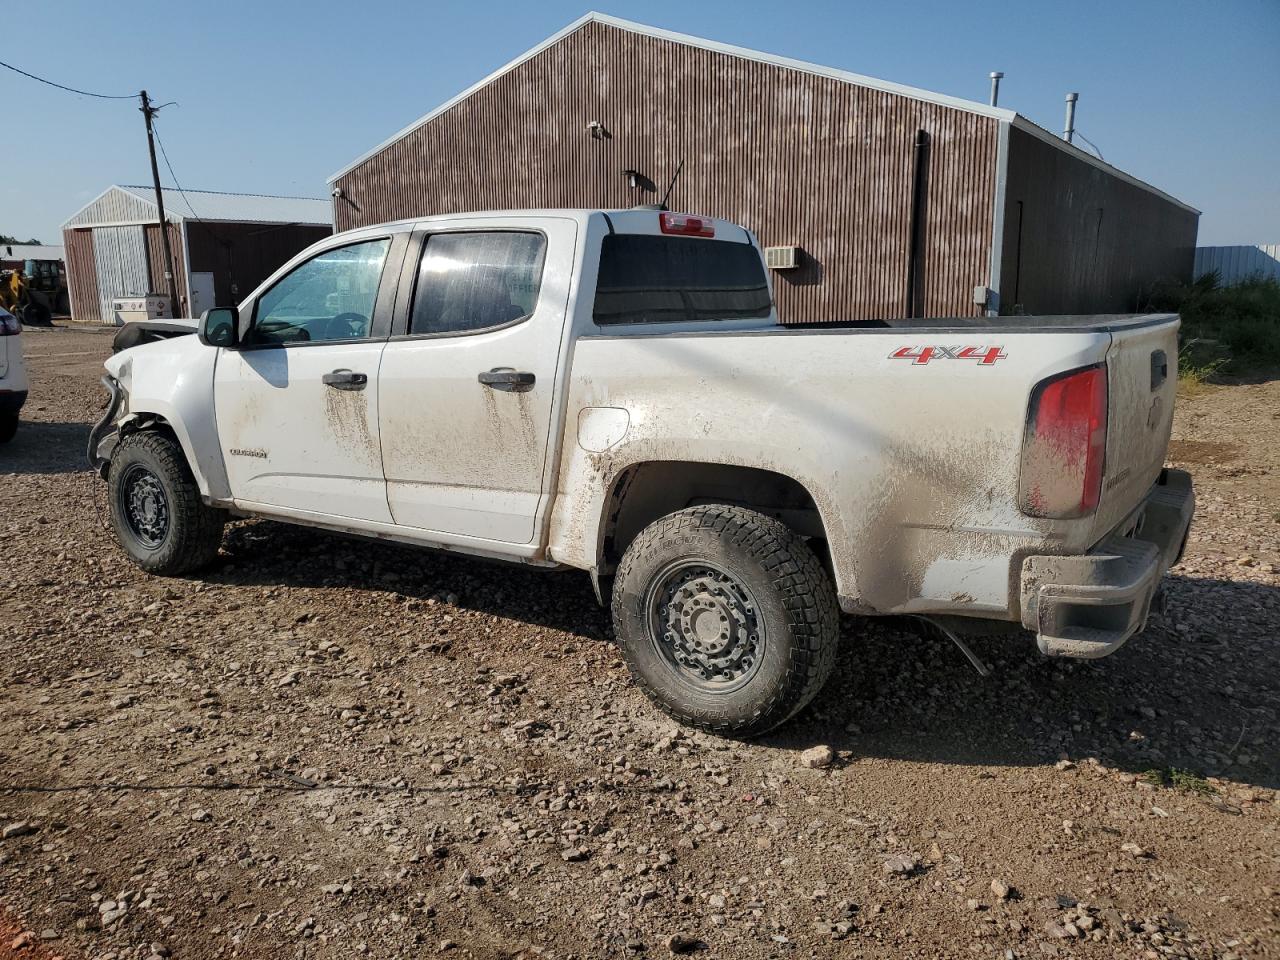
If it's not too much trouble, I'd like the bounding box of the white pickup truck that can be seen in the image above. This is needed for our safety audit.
[89,208,1194,736]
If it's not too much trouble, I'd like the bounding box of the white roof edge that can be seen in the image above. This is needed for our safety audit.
[64,183,332,228]
[1008,118,1200,216]
[60,185,152,229]
[327,11,1016,183]
[61,184,181,228]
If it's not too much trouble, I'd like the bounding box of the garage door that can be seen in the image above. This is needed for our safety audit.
[92,225,150,324]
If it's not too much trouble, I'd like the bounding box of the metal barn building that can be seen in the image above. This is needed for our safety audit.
[61,185,332,324]
[1194,245,1280,286]
[329,13,1198,323]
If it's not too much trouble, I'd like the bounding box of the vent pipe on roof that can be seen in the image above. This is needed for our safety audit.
[989,72,1003,107]
[1063,92,1078,144]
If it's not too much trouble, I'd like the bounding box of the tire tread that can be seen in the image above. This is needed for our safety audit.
[109,431,224,575]
[612,504,838,737]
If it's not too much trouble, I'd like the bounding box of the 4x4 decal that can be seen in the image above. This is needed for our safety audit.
[889,345,1007,366]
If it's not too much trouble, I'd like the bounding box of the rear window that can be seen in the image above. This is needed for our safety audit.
[593,234,772,326]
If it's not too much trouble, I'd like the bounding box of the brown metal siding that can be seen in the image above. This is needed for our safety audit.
[144,223,188,312]
[185,223,331,306]
[334,21,999,322]
[62,228,99,324]
[998,125,1198,315]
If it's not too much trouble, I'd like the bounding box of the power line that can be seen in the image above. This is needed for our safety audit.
[150,122,202,220]
[151,122,229,246]
[0,58,136,100]
[1073,131,1106,162]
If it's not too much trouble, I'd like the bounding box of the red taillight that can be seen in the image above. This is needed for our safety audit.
[1018,364,1107,518]
[659,212,715,237]
[0,312,19,336]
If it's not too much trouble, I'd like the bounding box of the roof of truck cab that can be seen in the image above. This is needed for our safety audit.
[334,208,748,235]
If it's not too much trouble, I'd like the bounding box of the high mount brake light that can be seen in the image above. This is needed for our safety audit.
[659,212,715,237]
[1018,364,1107,519]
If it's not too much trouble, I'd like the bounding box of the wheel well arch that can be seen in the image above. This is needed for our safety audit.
[119,414,183,453]
[599,460,830,573]
[112,412,214,497]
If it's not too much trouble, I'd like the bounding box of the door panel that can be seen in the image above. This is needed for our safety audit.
[189,272,216,318]
[378,218,576,544]
[212,234,403,523]
[214,342,391,521]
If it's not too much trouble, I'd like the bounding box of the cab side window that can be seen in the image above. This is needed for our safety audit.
[249,238,390,345]
[409,232,546,336]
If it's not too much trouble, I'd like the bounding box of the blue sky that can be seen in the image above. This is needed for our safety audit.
[5,0,1277,246]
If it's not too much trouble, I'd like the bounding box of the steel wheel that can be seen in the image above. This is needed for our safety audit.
[117,463,170,548]
[645,558,766,694]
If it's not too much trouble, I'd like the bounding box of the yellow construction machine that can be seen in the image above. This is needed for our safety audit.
[0,257,68,325]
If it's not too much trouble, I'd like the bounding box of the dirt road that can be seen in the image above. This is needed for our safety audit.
[1,325,1277,959]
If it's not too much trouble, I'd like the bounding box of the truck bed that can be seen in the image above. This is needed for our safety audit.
[586,313,1177,337]
[552,313,1181,624]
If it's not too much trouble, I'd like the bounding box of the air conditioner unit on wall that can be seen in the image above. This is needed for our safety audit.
[765,246,799,270]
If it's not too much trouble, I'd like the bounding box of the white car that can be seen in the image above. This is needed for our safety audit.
[0,305,28,442]
[89,208,1194,736]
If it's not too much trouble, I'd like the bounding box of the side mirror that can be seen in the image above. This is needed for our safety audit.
[198,306,240,348]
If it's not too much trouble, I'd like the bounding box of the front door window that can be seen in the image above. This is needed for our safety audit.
[249,238,389,345]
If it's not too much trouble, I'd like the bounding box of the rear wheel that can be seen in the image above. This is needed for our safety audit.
[0,410,17,443]
[612,505,838,737]
[108,432,225,574]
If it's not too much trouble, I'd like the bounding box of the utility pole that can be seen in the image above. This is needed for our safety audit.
[140,90,180,318]
[1063,92,1078,144]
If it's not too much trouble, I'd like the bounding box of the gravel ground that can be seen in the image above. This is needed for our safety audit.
[1,324,1277,960]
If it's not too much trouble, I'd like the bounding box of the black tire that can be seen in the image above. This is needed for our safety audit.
[612,505,839,737]
[107,431,224,575]
[0,410,17,443]
[20,300,51,327]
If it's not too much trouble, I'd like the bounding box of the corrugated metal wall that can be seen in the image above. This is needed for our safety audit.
[63,228,99,324]
[91,225,150,323]
[186,222,331,306]
[65,187,162,228]
[998,126,1198,314]
[144,223,189,312]
[1193,245,1280,285]
[333,21,999,322]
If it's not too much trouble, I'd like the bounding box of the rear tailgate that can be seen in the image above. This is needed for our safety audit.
[1090,315,1180,540]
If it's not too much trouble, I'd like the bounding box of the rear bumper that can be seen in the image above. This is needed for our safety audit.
[1019,468,1194,658]
[0,389,27,414]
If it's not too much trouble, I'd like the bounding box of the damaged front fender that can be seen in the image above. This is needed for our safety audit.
[87,375,124,478]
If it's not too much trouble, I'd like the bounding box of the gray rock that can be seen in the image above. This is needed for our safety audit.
[667,933,703,954]
[882,854,919,877]
[799,745,835,769]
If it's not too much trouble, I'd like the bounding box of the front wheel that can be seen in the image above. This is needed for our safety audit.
[19,300,51,326]
[612,505,839,737]
[0,410,17,443]
[107,432,225,575]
